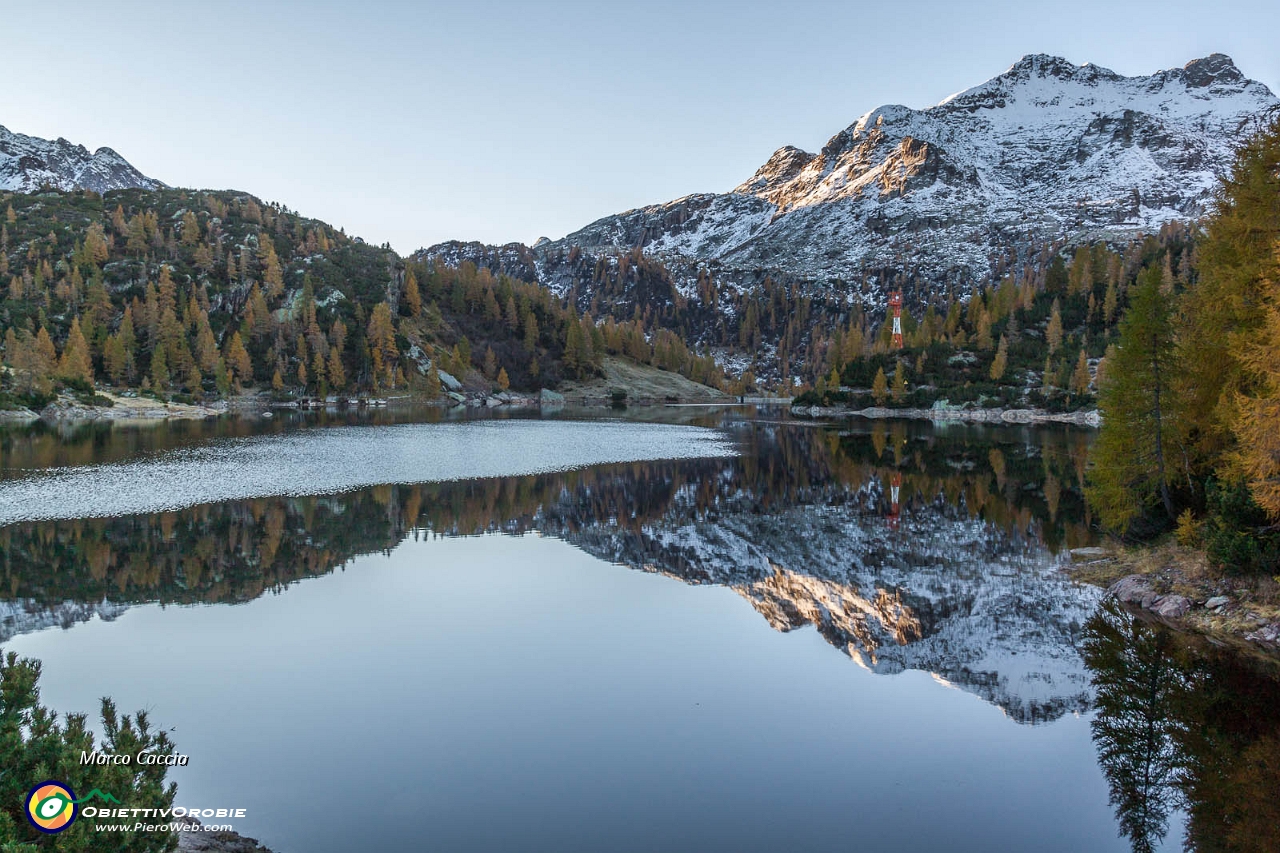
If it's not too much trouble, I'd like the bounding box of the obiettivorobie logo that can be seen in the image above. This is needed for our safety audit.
[25,781,121,834]
[25,782,245,836]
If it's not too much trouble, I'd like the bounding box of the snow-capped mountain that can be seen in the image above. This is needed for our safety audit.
[0,125,162,193]
[426,53,1276,291]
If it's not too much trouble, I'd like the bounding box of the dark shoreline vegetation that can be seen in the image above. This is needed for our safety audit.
[0,650,179,851]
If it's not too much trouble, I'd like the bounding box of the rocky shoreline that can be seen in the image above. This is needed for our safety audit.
[1108,573,1280,648]
[1067,546,1280,654]
[2,391,226,422]
[792,403,1100,426]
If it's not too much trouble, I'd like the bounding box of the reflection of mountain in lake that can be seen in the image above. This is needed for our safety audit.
[0,421,1099,722]
[540,431,1100,724]
[0,598,128,643]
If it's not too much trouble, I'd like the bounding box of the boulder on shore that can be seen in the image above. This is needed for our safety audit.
[437,369,463,392]
[1108,574,1190,619]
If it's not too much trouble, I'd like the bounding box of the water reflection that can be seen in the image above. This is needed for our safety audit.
[0,405,459,476]
[1084,601,1280,853]
[7,414,1280,850]
[2,419,1100,722]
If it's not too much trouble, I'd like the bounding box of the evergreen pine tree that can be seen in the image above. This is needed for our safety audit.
[523,313,539,351]
[1087,266,1180,528]
[214,356,231,397]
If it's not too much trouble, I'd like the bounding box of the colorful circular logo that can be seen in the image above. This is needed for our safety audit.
[26,781,77,834]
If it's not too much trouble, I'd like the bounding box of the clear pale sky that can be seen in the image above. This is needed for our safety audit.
[3,1,1277,253]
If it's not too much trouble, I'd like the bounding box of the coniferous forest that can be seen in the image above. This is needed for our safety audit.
[0,189,727,411]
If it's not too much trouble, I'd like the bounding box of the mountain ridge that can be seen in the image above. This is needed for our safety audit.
[0,124,163,194]
[424,52,1277,298]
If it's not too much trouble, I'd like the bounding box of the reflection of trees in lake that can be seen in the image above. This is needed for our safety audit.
[826,420,1095,553]
[0,408,453,476]
[1083,602,1280,853]
[1083,602,1185,853]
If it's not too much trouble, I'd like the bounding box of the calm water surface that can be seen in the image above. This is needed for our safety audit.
[2,409,1276,853]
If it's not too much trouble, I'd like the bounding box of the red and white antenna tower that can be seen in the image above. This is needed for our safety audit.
[889,291,904,349]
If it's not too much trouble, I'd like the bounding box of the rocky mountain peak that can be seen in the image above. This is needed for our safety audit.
[1181,52,1245,87]
[734,144,817,204]
[1004,53,1104,81]
[0,124,163,194]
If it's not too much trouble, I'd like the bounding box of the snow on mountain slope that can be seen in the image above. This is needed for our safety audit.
[530,54,1277,285]
[0,125,163,193]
